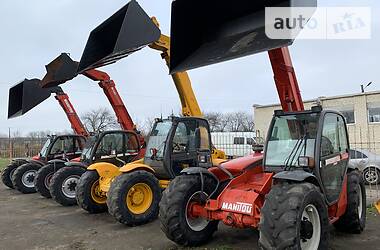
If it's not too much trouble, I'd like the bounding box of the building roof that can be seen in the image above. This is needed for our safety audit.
[253,90,380,109]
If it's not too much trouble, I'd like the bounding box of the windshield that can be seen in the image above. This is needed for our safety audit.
[39,138,51,157]
[146,120,172,159]
[265,113,320,168]
[81,135,98,162]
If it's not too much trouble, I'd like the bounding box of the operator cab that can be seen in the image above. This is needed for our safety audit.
[145,116,213,179]
[80,130,140,167]
[38,135,86,162]
[264,106,350,203]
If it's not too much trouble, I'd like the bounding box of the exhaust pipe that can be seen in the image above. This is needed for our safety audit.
[41,53,79,88]
[77,0,161,73]
[8,79,55,119]
[169,0,317,73]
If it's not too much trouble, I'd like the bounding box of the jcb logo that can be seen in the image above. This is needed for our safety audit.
[221,202,252,214]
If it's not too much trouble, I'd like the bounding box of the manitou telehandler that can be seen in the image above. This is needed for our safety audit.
[159,0,366,249]
[1,79,88,194]
[73,0,227,225]
[33,53,146,206]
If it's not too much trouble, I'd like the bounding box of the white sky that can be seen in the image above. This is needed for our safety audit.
[0,0,379,135]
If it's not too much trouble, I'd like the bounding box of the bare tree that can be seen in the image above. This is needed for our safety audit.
[204,112,223,132]
[81,107,119,133]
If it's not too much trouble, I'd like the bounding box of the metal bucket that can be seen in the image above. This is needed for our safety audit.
[169,0,317,73]
[41,53,79,88]
[77,0,161,73]
[8,79,53,118]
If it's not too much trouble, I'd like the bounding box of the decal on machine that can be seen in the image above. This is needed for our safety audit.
[221,201,252,214]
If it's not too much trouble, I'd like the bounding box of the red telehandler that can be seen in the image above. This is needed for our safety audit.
[33,53,146,206]
[159,0,366,249]
[2,79,88,193]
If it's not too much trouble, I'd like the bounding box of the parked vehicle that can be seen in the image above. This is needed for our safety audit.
[211,132,264,158]
[349,148,380,184]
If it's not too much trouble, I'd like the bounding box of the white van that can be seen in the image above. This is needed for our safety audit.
[211,132,264,158]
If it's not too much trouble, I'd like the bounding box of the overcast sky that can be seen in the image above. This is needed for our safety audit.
[0,0,379,136]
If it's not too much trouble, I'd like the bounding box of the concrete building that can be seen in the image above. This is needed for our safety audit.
[253,91,380,153]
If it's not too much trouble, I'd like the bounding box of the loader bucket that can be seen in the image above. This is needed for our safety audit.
[41,53,79,88]
[77,0,161,73]
[169,0,317,73]
[8,79,52,119]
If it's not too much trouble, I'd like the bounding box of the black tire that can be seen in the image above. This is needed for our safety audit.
[107,171,161,226]
[259,182,329,250]
[50,166,85,206]
[76,170,107,213]
[362,167,380,185]
[334,170,366,233]
[11,163,41,194]
[34,163,64,198]
[159,175,219,246]
[1,163,20,189]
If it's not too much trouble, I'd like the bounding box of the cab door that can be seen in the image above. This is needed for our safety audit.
[319,113,349,203]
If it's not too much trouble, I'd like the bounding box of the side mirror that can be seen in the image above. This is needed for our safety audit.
[150,148,158,159]
[298,156,315,169]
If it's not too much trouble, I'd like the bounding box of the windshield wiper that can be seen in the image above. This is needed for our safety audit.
[284,134,306,171]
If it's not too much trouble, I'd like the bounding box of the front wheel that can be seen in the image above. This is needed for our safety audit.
[11,163,41,194]
[159,175,219,246]
[1,163,19,189]
[107,170,161,226]
[34,163,64,198]
[259,182,329,250]
[76,171,107,213]
[50,166,85,206]
[363,167,379,185]
[334,170,366,233]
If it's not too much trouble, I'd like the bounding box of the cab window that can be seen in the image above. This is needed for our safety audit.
[172,120,197,153]
[95,133,124,158]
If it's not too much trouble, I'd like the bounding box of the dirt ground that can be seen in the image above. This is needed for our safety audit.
[0,183,379,250]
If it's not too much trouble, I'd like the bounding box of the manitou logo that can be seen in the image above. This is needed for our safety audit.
[221,202,252,214]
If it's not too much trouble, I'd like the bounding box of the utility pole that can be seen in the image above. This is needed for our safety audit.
[361,81,373,93]
[8,127,12,159]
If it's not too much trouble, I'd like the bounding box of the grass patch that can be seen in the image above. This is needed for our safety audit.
[0,158,10,171]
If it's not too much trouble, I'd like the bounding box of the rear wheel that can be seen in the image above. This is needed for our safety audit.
[50,166,85,206]
[34,163,64,198]
[334,170,366,233]
[159,175,219,246]
[259,182,329,250]
[11,163,41,194]
[107,170,161,226]
[1,163,19,189]
[76,171,107,213]
[363,167,379,185]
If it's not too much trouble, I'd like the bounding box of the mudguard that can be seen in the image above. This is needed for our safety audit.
[119,162,155,174]
[28,159,45,166]
[181,167,218,181]
[274,170,319,185]
[64,161,88,168]
[87,162,121,192]
[47,159,67,164]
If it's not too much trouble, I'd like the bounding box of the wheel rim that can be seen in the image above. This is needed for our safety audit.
[185,191,209,232]
[126,183,153,215]
[44,173,54,189]
[300,204,321,250]
[61,175,80,199]
[358,184,363,219]
[364,168,379,184]
[21,170,37,188]
[90,180,107,204]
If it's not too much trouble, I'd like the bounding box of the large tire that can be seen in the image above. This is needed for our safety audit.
[34,163,64,198]
[159,175,219,246]
[76,170,107,213]
[1,163,20,189]
[362,167,380,185]
[334,170,366,233]
[107,171,161,226]
[11,163,41,194]
[259,182,329,250]
[50,166,85,206]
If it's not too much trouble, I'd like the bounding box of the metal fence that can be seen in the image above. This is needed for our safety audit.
[0,137,46,159]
